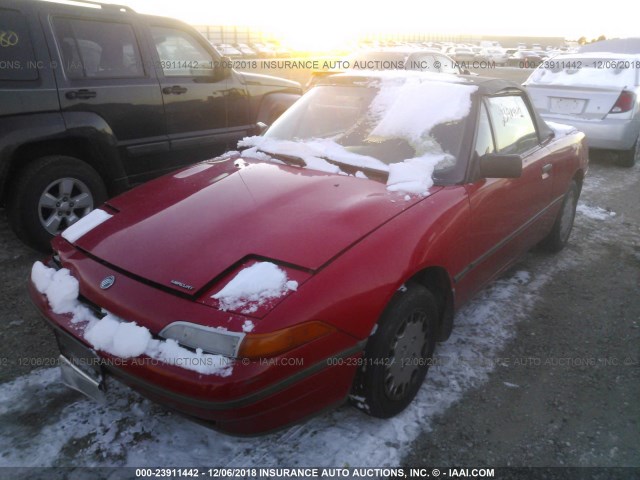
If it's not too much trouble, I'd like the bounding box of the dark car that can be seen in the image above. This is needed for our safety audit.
[0,0,302,250]
[30,72,588,435]
[507,50,543,68]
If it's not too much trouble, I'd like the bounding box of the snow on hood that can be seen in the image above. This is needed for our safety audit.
[61,209,112,244]
[242,75,476,196]
[31,261,232,376]
[212,262,298,314]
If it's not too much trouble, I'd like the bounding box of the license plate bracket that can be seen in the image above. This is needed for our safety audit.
[55,331,106,403]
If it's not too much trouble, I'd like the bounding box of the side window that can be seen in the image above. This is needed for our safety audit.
[486,96,539,155]
[474,102,495,158]
[52,17,144,79]
[0,8,38,81]
[150,26,214,77]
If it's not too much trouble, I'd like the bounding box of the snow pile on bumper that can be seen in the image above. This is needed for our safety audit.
[31,261,233,376]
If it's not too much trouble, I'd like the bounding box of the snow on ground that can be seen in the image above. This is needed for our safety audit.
[577,202,616,221]
[1,256,575,468]
[1,162,622,469]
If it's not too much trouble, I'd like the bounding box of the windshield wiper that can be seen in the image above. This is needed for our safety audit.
[249,148,388,181]
[254,149,306,167]
[320,156,389,180]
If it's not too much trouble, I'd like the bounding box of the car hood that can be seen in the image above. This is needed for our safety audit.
[74,159,438,294]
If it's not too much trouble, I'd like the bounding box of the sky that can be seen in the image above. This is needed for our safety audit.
[100,0,637,45]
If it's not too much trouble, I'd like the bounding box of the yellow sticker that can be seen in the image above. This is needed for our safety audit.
[0,30,19,47]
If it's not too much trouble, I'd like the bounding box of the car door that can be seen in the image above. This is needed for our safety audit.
[457,94,553,298]
[44,6,169,181]
[146,22,250,161]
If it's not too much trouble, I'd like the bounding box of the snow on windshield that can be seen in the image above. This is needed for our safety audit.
[526,54,639,88]
[31,262,233,376]
[241,74,477,196]
[368,78,476,145]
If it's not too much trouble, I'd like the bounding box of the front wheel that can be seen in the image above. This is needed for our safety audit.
[352,284,438,418]
[8,155,107,251]
[539,180,579,253]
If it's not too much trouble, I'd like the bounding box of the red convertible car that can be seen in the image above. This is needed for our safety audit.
[29,72,588,435]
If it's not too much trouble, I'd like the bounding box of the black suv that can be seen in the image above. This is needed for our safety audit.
[0,0,302,250]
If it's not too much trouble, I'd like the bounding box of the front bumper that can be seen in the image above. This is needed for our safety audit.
[29,270,364,436]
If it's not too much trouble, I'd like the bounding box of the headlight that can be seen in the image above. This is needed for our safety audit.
[159,322,245,357]
[160,321,334,359]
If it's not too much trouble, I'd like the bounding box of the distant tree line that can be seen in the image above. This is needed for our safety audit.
[577,35,607,45]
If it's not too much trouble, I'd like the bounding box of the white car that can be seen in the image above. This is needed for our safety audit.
[524,53,640,166]
[481,48,509,66]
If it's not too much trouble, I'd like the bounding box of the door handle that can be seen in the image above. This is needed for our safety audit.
[65,89,97,100]
[542,163,553,176]
[162,85,188,95]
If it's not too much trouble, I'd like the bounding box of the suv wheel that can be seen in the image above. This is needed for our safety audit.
[8,156,107,251]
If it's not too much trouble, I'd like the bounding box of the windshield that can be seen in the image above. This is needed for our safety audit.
[259,78,475,187]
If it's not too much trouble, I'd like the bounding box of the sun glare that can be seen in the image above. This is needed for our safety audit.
[106,0,636,45]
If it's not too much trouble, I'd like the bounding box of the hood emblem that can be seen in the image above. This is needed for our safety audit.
[171,280,194,291]
[100,275,115,290]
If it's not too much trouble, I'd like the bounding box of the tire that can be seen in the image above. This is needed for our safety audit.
[539,180,579,253]
[618,136,639,167]
[352,284,439,418]
[8,155,107,252]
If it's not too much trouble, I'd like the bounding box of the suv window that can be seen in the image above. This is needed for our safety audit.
[150,26,215,77]
[486,95,538,155]
[0,8,38,81]
[53,17,144,79]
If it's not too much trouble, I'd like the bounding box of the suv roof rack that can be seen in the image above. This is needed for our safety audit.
[40,0,136,13]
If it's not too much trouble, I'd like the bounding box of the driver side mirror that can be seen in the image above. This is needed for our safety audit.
[479,153,522,178]
[215,56,233,81]
[193,56,232,83]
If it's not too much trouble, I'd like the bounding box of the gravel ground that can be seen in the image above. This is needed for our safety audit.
[404,154,640,470]
[0,155,638,476]
[0,64,638,473]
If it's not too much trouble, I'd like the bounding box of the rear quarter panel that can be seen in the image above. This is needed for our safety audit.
[546,131,588,198]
